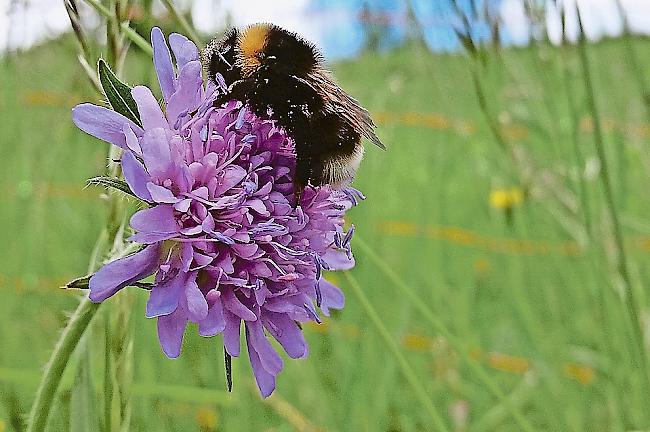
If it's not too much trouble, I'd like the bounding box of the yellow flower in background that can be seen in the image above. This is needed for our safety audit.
[195,407,218,430]
[473,257,493,277]
[0,420,5,432]
[564,363,595,385]
[489,187,524,211]
[402,333,434,352]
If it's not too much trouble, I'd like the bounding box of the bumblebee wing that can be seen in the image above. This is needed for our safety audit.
[308,69,386,150]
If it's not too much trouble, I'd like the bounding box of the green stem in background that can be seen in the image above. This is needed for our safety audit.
[471,375,536,432]
[82,0,153,57]
[556,3,592,238]
[160,0,204,49]
[354,235,536,432]
[613,0,650,116]
[575,5,650,393]
[119,23,154,57]
[343,272,450,432]
[25,298,102,432]
[561,62,592,237]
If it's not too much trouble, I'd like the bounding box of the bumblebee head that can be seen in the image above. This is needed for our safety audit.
[237,23,322,77]
[202,27,241,85]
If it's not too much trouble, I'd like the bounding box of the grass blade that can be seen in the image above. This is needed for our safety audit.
[354,235,536,432]
[575,3,650,397]
[343,271,450,432]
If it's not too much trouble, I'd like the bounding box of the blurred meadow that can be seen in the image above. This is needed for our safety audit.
[4,0,650,431]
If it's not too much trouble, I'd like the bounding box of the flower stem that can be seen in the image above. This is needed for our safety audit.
[343,271,450,432]
[81,0,153,56]
[26,298,101,432]
[354,235,536,432]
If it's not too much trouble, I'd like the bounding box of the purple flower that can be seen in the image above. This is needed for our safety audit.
[72,28,359,397]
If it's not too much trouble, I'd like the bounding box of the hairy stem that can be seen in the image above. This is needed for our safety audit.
[26,298,101,432]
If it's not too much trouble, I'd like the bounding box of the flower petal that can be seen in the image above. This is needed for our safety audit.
[199,294,225,336]
[147,183,179,203]
[223,309,242,357]
[246,326,277,397]
[123,124,142,155]
[132,86,168,131]
[146,268,188,318]
[129,205,179,243]
[157,305,187,358]
[321,248,355,271]
[166,60,203,127]
[318,278,345,316]
[151,27,175,102]
[214,165,247,195]
[246,319,283,375]
[121,151,152,202]
[169,33,199,68]
[222,289,258,321]
[262,311,308,359]
[140,128,177,181]
[186,274,208,322]
[89,243,161,302]
[72,103,143,149]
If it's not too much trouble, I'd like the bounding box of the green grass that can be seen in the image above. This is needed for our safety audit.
[3,33,650,431]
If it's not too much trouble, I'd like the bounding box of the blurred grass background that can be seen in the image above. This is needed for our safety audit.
[4,0,650,431]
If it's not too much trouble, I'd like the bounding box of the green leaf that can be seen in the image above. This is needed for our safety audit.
[86,176,140,200]
[63,274,153,291]
[65,274,92,290]
[224,348,233,392]
[98,59,142,127]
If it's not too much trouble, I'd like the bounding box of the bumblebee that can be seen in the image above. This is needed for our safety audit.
[201,23,385,201]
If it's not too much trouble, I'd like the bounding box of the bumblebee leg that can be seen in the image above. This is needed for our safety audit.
[212,79,254,108]
[211,91,229,108]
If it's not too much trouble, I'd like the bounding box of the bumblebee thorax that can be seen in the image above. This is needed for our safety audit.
[237,23,273,76]
[236,23,320,78]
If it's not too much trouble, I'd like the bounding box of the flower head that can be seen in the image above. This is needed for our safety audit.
[72,28,358,397]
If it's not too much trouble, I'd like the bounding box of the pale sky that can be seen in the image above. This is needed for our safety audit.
[1,0,70,52]
[2,0,650,54]
[502,0,650,45]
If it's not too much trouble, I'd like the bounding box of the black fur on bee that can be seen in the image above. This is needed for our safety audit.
[201,23,385,204]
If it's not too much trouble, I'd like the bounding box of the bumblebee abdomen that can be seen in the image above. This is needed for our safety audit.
[304,113,362,186]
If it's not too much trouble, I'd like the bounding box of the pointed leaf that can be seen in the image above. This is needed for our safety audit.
[64,273,153,292]
[98,59,142,127]
[86,176,142,200]
[65,274,92,290]
[224,348,233,392]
